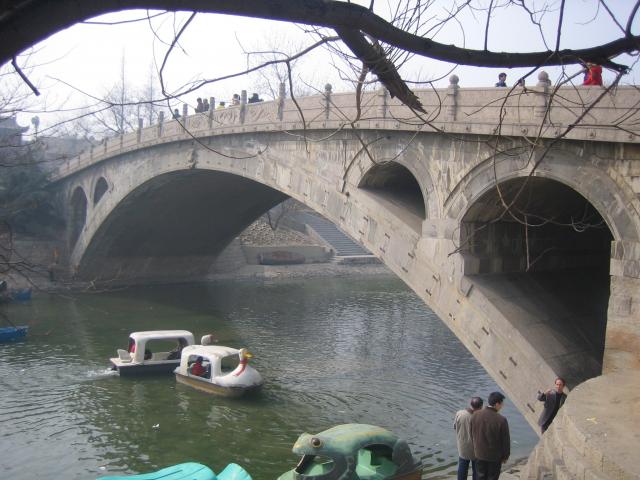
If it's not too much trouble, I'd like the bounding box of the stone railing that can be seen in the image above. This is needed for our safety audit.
[51,72,640,181]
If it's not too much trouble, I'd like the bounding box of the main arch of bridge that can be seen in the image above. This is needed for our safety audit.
[58,124,640,432]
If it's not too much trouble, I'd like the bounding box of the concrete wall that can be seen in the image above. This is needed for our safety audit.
[242,245,331,264]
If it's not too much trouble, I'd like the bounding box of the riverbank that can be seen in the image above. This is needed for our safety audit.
[19,261,394,295]
[207,261,393,281]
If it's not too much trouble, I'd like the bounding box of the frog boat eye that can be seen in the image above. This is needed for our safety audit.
[310,437,323,448]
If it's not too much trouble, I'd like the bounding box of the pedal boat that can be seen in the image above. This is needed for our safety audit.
[174,345,263,397]
[110,330,195,376]
[277,424,423,480]
[98,461,251,480]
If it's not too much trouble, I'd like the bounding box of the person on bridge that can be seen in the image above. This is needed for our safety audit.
[195,98,204,113]
[583,63,603,86]
[172,108,180,119]
[203,98,210,112]
[470,391,510,480]
[537,377,567,434]
[495,73,507,87]
[217,101,226,110]
[454,396,483,480]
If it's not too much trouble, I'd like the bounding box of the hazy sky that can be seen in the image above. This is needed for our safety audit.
[7,1,640,134]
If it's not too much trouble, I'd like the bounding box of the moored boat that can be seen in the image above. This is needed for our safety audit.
[110,330,195,376]
[0,325,28,343]
[9,287,32,302]
[174,345,263,397]
[277,424,423,480]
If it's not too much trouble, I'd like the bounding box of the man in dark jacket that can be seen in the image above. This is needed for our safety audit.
[470,391,510,480]
[537,377,567,433]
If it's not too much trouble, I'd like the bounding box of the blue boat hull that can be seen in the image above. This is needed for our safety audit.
[10,288,32,301]
[0,326,28,343]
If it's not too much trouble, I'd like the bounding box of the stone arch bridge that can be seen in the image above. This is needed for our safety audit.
[51,79,639,454]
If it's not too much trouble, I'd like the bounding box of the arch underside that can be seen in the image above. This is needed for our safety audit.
[462,177,612,386]
[79,170,287,279]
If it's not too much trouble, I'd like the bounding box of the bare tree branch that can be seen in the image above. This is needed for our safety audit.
[1,0,639,72]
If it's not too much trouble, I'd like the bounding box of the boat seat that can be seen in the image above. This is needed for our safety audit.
[117,349,132,362]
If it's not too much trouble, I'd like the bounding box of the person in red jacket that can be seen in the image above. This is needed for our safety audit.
[190,356,206,377]
[583,63,603,86]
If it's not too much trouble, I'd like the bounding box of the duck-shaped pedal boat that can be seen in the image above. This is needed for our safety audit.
[174,345,263,397]
[98,462,251,480]
[277,424,423,480]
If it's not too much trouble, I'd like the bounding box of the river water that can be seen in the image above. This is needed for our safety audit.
[0,276,537,479]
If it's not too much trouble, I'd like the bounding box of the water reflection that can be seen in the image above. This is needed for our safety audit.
[0,276,537,479]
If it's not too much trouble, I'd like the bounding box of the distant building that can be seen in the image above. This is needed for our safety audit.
[0,116,29,146]
[0,116,30,164]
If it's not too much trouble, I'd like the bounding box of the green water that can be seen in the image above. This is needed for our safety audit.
[0,276,537,479]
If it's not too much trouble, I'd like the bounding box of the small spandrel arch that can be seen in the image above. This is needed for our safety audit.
[93,177,108,205]
[358,162,426,222]
[70,186,87,247]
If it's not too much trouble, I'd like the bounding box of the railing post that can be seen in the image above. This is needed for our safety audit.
[277,82,286,121]
[157,111,164,137]
[182,104,188,119]
[137,118,143,142]
[208,96,215,128]
[240,89,247,124]
[324,83,332,120]
[447,74,459,121]
[535,70,551,121]
[379,88,388,119]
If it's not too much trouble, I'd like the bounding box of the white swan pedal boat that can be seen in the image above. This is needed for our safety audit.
[174,345,263,397]
[110,330,195,376]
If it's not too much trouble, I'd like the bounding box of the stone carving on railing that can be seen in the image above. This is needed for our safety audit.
[140,127,157,142]
[162,121,182,137]
[213,106,240,125]
[186,113,208,131]
[245,102,278,124]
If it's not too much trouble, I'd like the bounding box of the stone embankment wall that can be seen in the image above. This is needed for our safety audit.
[521,371,639,480]
[210,217,329,272]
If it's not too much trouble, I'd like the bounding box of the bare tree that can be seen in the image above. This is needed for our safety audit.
[244,31,318,99]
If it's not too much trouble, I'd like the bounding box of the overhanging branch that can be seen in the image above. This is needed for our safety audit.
[1,0,639,71]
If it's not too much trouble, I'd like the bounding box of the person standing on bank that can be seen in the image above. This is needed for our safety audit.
[495,72,507,87]
[537,377,567,434]
[454,397,483,480]
[470,392,510,480]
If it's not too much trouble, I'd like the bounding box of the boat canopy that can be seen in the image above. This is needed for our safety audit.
[181,345,239,360]
[129,330,195,342]
[129,330,195,363]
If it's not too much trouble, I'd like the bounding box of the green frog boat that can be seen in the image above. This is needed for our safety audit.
[277,424,423,480]
[97,424,420,480]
